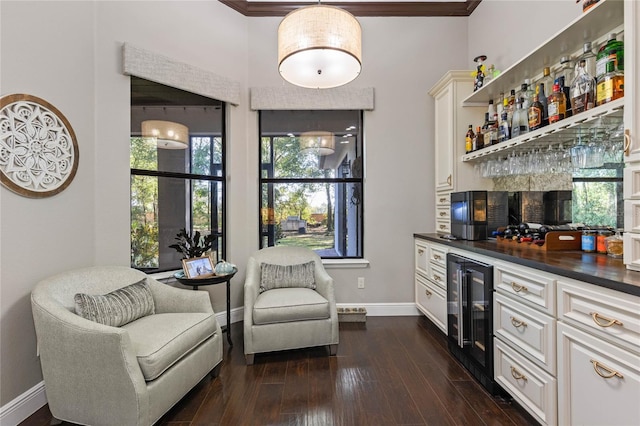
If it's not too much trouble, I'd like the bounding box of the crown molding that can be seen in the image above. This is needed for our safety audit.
[219,1,482,17]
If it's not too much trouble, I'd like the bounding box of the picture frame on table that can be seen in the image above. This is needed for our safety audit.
[182,256,214,278]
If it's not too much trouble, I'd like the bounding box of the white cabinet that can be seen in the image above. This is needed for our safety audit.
[493,261,558,425]
[624,0,640,271]
[428,72,488,235]
[414,238,448,333]
[557,278,640,425]
[557,322,640,426]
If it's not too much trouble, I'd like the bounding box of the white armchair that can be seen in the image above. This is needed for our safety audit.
[243,246,339,365]
[31,266,223,426]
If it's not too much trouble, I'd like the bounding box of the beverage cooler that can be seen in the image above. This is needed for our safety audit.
[447,253,501,394]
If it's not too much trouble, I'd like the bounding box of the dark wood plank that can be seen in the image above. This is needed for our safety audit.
[19,316,537,426]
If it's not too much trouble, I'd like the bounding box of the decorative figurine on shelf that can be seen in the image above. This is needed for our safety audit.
[472,55,487,92]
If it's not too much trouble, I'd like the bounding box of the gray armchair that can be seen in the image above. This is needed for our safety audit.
[243,246,339,365]
[31,266,223,426]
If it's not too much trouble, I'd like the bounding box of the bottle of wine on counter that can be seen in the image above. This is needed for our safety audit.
[548,83,567,123]
[465,125,475,153]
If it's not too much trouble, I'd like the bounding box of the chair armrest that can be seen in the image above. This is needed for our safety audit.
[31,296,149,425]
[147,279,214,314]
[243,257,261,326]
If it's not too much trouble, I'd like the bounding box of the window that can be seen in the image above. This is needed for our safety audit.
[130,77,225,272]
[572,166,623,228]
[259,110,363,258]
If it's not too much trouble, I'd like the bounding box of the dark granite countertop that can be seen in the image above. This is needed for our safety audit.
[414,233,640,297]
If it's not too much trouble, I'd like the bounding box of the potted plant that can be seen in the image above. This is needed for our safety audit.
[169,228,215,259]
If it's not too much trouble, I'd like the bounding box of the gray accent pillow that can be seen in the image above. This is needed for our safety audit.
[74,278,155,327]
[260,261,316,293]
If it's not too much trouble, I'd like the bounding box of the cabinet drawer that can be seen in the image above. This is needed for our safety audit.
[415,239,429,277]
[558,279,640,354]
[428,263,446,290]
[494,292,556,375]
[623,163,640,200]
[557,322,640,426]
[436,205,450,221]
[436,192,451,207]
[494,262,556,315]
[494,338,557,426]
[436,219,450,234]
[624,232,640,272]
[415,274,447,334]
[624,199,640,233]
[429,244,448,268]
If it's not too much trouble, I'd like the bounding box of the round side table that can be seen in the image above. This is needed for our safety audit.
[174,268,237,346]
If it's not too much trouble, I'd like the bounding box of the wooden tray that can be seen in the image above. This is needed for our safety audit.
[497,230,583,251]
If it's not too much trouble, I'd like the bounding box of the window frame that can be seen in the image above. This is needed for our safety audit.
[130,107,227,273]
[258,110,364,259]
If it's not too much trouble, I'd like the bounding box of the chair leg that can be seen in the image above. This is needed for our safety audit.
[329,344,338,356]
[245,353,255,365]
[210,362,222,378]
[50,418,63,426]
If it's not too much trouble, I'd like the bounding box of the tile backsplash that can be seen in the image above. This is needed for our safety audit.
[492,173,572,191]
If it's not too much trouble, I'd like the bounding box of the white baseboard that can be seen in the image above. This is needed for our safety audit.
[0,381,47,426]
[337,302,420,317]
[3,304,419,425]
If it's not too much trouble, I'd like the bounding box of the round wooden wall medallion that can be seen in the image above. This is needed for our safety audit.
[0,94,79,198]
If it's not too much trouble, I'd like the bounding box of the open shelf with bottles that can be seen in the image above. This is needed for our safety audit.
[462,0,624,106]
[462,97,624,162]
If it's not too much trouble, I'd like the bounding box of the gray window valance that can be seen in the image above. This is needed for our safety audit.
[122,43,240,106]
[250,87,374,110]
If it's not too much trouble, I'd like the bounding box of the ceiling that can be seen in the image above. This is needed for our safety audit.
[219,0,482,17]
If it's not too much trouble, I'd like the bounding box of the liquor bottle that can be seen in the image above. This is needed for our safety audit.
[571,59,596,114]
[536,83,549,126]
[554,57,574,117]
[528,93,545,131]
[596,61,624,106]
[506,89,516,126]
[511,98,529,138]
[578,42,597,80]
[473,126,482,151]
[482,112,491,148]
[596,33,624,83]
[498,110,510,143]
[465,125,475,153]
[487,99,496,121]
[496,92,505,123]
[548,83,567,123]
[519,81,535,110]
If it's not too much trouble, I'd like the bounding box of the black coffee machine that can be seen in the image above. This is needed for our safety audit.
[450,191,488,240]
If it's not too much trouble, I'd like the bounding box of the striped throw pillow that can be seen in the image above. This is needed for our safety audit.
[74,279,155,327]
[259,261,316,293]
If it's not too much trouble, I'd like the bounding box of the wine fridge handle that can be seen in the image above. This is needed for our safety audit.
[456,267,464,348]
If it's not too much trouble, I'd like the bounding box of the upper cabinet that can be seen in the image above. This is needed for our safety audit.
[428,71,489,234]
[623,0,640,161]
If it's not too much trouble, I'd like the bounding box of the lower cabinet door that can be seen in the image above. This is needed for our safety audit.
[415,274,447,334]
[557,322,640,426]
[494,338,557,426]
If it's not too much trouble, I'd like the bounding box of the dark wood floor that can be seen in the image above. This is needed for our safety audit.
[21,316,537,426]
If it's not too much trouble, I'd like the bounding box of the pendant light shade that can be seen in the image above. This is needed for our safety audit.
[278,5,362,89]
[300,131,335,155]
[141,120,189,149]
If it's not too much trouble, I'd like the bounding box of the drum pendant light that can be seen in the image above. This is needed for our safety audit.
[278,4,362,89]
[299,131,335,156]
[141,120,189,149]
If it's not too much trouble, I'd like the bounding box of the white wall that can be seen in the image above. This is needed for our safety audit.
[1,0,582,416]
